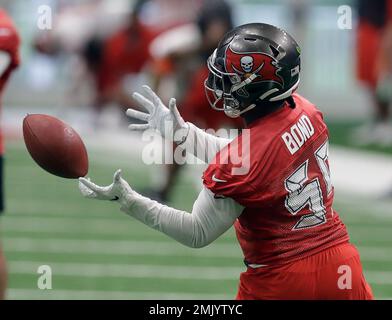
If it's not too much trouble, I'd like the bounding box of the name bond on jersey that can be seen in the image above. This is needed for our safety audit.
[281,114,315,155]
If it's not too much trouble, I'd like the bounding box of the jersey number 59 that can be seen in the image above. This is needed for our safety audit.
[284,140,332,230]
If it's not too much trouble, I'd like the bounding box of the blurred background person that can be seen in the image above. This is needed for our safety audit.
[0,0,391,300]
[92,0,157,115]
[354,0,392,146]
[145,0,243,202]
[32,0,140,126]
[0,8,20,299]
[32,0,200,128]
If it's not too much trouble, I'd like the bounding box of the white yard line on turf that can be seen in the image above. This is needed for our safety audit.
[364,271,392,285]
[8,261,242,280]
[3,216,392,237]
[3,216,158,234]
[3,237,392,262]
[3,237,242,258]
[355,246,392,261]
[6,288,231,300]
[7,260,392,286]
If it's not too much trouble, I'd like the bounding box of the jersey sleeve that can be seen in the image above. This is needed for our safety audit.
[202,140,256,207]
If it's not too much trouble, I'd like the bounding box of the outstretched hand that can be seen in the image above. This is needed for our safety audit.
[78,169,134,204]
[126,85,189,144]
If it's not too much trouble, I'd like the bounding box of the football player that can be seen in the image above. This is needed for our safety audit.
[79,23,373,299]
[0,9,20,300]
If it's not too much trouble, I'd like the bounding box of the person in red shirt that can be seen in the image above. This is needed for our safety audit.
[95,4,157,111]
[202,93,363,299]
[355,0,392,144]
[79,23,373,299]
[0,8,20,300]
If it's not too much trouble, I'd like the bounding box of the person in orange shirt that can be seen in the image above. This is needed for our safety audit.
[0,8,20,299]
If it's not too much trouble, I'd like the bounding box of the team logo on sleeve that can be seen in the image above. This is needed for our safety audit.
[225,47,284,87]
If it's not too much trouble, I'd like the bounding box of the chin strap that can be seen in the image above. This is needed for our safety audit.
[224,103,256,118]
[286,96,296,109]
[226,94,295,118]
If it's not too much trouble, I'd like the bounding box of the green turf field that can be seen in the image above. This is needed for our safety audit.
[1,141,392,299]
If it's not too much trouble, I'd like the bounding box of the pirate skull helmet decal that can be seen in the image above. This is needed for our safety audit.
[225,47,284,86]
[240,56,254,72]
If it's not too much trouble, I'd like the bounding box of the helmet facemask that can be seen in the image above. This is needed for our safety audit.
[204,50,255,118]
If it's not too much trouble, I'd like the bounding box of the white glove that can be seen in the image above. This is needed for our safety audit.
[126,85,189,144]
[78,169,136,208]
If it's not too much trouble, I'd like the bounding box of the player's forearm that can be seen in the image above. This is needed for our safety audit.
[178,122,231,163]
[120,194,206,248]
[120,188,242,248]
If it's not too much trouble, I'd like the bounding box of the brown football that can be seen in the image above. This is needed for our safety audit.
[23,114,89,179]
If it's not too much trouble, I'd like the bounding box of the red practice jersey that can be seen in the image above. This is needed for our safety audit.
[0,9,20,155]
[203,94,349,266]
